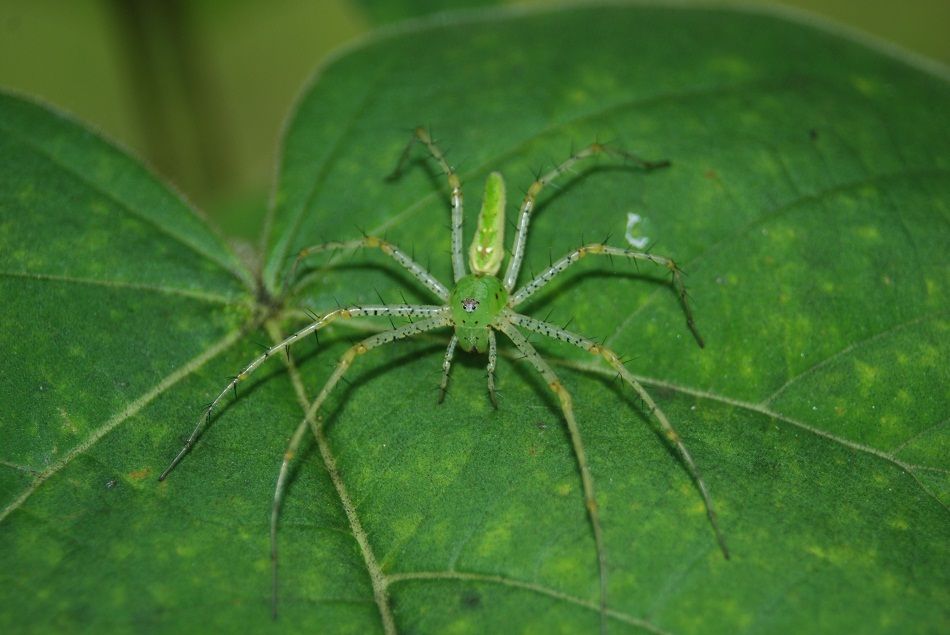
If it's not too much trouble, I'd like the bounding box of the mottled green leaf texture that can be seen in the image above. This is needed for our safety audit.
[2,5,948,634]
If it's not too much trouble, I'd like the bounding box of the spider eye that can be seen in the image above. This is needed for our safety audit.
[461,298,479,313]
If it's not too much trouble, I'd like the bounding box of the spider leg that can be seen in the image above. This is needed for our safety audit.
[510,243,704,347]
[289,236,450,302]
[486,329,498,409]
[438,334,458,404]
[502,142,670,292]
[269,314,451,619]
[493,319,609,635]
[158,304,449,480]
[389,127,466,282]
[507,311,729,560]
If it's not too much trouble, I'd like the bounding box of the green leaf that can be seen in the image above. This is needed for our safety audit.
[2,5,948,634]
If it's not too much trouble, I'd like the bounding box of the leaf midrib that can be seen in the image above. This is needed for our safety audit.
[266,319,675,634]
[267,321,398,635]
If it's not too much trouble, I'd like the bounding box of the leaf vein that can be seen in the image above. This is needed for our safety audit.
[0,270,240,305]
[0,327,246,524]
[604,167,950,346]
[558,358,950,514]
[385,570,671,635]
[761,311,947,407]
[0,122,253,290]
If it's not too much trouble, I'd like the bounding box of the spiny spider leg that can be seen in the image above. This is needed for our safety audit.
[389,127,465,282]
[511,242,704,348]
[503,142,670,292]
[438,334,458,404]
[506,310,729,560]
[493,319,609,635]
[486,329,498,409]
[434,331,498,408]
[158,304,446,480]
[270,314,451,618]
[288,236,450,301]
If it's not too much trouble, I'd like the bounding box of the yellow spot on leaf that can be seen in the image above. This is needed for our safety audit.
[58,408,78,434]
[924,277,941,299]
[855,360,878,390]
[879,413,899,431]
[568,88,588,104]
[128,468,151,481]
[708,55,753,78]
[895,389,911,405]
[855,225,881,241]
[888,516,909,531]
[175,543,196,558]
[851,75,879,96]
[476,516,514,557]
[555,481,573,497]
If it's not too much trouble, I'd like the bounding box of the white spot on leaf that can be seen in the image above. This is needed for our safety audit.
[624,212,649,249]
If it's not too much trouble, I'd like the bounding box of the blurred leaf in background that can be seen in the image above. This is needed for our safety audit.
[0,0,366,238]
[353,0,505,24]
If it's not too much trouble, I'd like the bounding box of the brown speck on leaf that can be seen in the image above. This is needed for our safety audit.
[128,468,151,481]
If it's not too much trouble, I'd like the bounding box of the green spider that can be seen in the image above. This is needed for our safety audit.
[160,128,728,633]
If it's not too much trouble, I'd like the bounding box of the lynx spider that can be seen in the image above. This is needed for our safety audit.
[160,127,729,633]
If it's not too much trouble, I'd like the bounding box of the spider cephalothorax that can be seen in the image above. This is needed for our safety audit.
[450,276,507,353]
[160,127,725,634]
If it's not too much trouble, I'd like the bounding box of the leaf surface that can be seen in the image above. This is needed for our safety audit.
[2,5,949,634]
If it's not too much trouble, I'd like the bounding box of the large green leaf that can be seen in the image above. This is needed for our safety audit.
[2,5,948,634]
